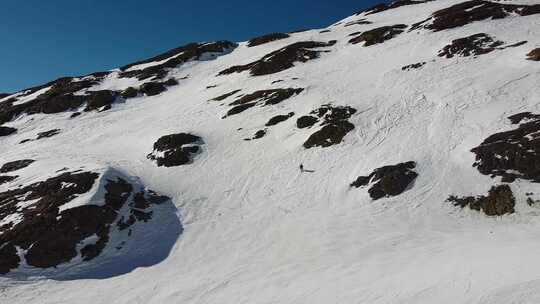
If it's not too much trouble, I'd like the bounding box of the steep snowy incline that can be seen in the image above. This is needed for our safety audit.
[1,0,540,303]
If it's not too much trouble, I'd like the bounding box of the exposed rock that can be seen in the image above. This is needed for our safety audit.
[265,112,294,126]
[37,129,60,140]
[527,48,540,61]
[247,33,290,47]
[447,185,515,216]
[85,90,117,111]
[218,41,336,76]
[471,113,540,183]
[438,33,504,58]
[210,89,241,101]
[402,62,426,71]
[358,0,434,16]
[119,41,237,81]
[147,133,203,167]
[0,126,17,137]
[303,121,355,148]
[121,87,139,99]
[230,88,304,106]
[309,104,357,122]
[302,104,357,148]
[223,88,304,118]
[0,159,34,173]
[162,78,179,86]
[0,175,17,185]
[225,103,257,117]
[350,161,418,200]
[410,0,540,32]
[0,170,173,274]
[507,112,540,124]
[296,116,319,129]
[249,129,267,140]
[0,93,10,99]
[349,24,407,46]
[0,75,112,125]
[344,19,372,27]
[140,82,167,96]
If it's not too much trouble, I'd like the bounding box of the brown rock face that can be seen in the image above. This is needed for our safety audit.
[411,0,540,32]
[448,185,515,216]
[471,113,540,183]
[527,48,540,61]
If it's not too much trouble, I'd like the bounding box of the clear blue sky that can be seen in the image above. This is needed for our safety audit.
[0,0,382,93]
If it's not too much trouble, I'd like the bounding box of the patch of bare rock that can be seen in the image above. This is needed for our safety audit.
[349,25,407,46]
[299,104,357,148]
[218,41,336,76]
[447,185,515,216]
[147,133,203,167]
[350,161,418,200]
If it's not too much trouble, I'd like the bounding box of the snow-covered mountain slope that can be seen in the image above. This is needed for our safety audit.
[1,0,540,302]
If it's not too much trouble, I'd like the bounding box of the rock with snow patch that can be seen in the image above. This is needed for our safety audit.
[147,133,203,167]
[218,41,336,76]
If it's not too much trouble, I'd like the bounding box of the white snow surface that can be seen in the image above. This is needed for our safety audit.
[1,0,540,302]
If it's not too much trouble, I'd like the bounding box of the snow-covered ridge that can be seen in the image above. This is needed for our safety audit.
[1,0,540,303]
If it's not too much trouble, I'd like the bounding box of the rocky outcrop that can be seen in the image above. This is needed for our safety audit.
[247,33,290,47]
[210,89,241,102]
[0,126,16,137]
[223,88,304,118]
[357,0,434,16]
[447,185,515,216]
[119,41,237,81]
[300,104,357,148]
[402,62,426,71]
[349,24,407,46]
[0,169,178,276]
[471,112,540,183]
[265,112,294,126]
[147,133,203,167]
[351,161,418,200]
[0,159,34,173]
[218,41,336,76]
[438,33,526,58]
[527,48,540,61]
[411,0,540,32]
